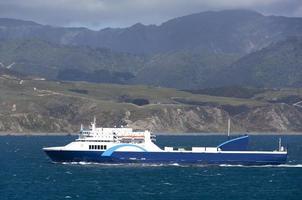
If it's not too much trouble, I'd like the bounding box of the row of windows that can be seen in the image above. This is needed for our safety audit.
[78,140,112,142]
[89,145,107,150]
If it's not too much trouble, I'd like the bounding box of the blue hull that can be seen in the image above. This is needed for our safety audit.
[44,150,287,165]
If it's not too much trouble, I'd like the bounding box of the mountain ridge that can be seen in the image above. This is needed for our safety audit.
[1,9,302,55]
[1,10,302,89]
[220,36,302,88]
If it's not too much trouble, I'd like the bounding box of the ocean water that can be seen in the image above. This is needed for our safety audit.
[0,135,302,200]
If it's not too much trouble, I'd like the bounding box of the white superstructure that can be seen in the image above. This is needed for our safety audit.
[43,118,162,152]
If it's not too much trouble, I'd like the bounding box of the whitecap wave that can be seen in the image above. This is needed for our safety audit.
[275,164,302,168]
[59,162,302,168]
[169,163,180,166]
[219,164,244,167]
[61,161,122,166]
[142,163,164,167]
[60,162,184,168]
[219,164,302,168]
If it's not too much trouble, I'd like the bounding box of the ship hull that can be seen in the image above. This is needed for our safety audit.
[44,150,287,165]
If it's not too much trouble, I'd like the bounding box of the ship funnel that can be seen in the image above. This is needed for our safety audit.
[217,135,249,151]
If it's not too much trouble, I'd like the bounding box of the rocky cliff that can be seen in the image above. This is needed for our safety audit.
[1,103,302,134]
[1,74,302,134]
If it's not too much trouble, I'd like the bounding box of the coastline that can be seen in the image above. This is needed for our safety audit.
[1,132,302,136]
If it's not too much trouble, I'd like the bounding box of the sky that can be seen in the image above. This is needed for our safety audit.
[0,0,301,30]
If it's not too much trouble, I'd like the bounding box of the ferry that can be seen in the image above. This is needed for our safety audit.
[43,118,287,165]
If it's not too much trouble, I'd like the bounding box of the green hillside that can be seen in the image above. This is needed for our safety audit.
[0,39,144,81]
[222,37,302,87]
[1,71,302,134]
[133,51,240,89]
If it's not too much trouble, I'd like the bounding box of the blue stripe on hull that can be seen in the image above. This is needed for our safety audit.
[44,150,287,165]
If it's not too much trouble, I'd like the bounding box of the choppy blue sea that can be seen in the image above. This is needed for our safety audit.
[0,135,302,200]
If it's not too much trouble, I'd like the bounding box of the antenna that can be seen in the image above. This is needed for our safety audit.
[227,118,231,138]
[91,116,96,131]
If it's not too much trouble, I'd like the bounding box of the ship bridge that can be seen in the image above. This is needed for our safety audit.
[77,119,155,144]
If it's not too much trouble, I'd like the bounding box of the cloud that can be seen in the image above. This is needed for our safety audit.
[0,0,301,29]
